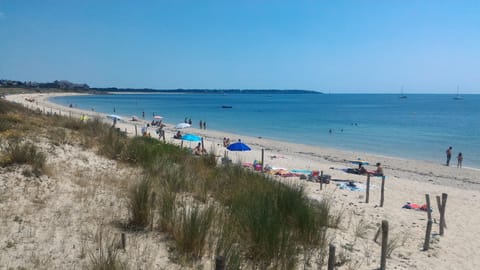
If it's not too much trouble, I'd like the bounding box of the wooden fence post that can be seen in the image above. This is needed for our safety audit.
[320,171,323,190]
[135,125,137,136]
[121,233,126,249]
[366,174,371,203]
[439,193,448,235]
[380,176,386,207]
[423,219,432,251]
[380,220,389,270]
[423,194,433,251]
[261,148,264,172]
[328,244,336,270]
[215,255,226,270]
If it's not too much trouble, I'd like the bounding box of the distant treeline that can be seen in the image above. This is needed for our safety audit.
[0,79,90,91]
[94,88,322,94]
[0,79,322,94]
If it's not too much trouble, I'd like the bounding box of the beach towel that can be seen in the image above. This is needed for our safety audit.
[291,169,312,175]
[402,202,432,212]
[337,181,365,191]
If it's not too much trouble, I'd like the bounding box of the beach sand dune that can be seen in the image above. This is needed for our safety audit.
[3,92,480,269]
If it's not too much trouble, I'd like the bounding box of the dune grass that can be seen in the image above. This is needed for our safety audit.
[0,97,335,269]
[0,139,47,176]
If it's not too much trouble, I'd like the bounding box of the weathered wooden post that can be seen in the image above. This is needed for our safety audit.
[261,148,265,172]
[426,194,432,221]
[423,194,433,251]
[135,125,137,136]
[201,137,204,150]
[380,220,389,270]
[320,171,324,190]
[328,244,336,270]
[380,176,386,207]
[438,193,448,235]
[121,233,126,249]
[366,174,371,203]
[215,255,226,270]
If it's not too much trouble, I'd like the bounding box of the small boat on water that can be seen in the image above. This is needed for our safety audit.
[453,86,464,100]
[221,105,233,108]
[399,86,407,99]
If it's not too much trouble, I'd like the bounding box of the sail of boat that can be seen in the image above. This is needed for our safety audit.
[399,86,407,99]
[453,86,464,100]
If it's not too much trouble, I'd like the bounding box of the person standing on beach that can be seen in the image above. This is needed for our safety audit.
[457,152,463,168]
[446,146,452,166]
[203,121,207,130]
[199,120,203,129]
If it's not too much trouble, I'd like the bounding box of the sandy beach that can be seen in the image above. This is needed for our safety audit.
[3,92,480,269]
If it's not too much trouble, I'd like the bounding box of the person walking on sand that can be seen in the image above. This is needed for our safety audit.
[457,152,463,168]
[446,146,452,166]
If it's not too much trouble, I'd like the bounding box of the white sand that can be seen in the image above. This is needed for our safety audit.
[4,92,480,269]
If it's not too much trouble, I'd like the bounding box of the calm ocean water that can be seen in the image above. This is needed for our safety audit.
[51,93,480,168]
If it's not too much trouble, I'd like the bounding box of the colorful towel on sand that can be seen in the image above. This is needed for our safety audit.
[402,202,432,212]
[337,182,365,191]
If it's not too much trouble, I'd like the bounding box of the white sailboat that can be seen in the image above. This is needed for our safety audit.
[399,86,407,99]
[453,86,464,100]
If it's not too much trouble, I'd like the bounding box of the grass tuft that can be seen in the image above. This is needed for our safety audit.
[1,139,46,176]
[128,178,153,230]
[173,203,215,259]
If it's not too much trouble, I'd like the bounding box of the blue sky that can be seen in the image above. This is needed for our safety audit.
[0,0,479,93]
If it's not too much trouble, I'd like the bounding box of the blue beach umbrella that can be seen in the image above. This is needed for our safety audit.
[181,133,202,142]
[227,142,251,151]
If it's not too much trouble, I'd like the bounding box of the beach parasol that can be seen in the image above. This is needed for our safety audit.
[349,159,369,166]
[227,141,251,151]
[154,115,163,120]
[176,123,191,129]
[107,114,122,120]
[181,133,202,142]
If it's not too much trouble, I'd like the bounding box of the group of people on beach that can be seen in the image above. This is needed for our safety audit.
[356,162,384,176]
[199,120,207,130]
[445,146,463,168]
[194,142,207,156]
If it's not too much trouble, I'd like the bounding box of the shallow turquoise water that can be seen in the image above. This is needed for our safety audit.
[52,93,480,168]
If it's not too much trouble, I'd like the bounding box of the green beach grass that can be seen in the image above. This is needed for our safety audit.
[0,97,336,269]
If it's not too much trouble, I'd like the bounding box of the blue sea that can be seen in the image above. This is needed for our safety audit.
[51,93,480,168]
